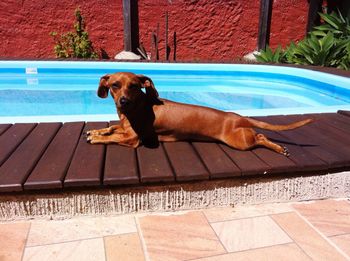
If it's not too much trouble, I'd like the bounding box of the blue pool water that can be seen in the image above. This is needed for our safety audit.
[1,61,350,123]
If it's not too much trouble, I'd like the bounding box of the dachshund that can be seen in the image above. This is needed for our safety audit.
[86,72,313,156]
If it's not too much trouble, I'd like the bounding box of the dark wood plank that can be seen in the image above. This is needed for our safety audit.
[333,113,350,125]
[251,116,306,173]
[252,130,300,173]
[254,148,298,173]
[192,142,240,179]
[0,123,61,192]
[103,121,139,185]
[220,144,271,176]
[104,144,139,185]
[24,122,85,190]
[0,124,11,135]
[0,123,36,166]
[303,116,350,159]
[285,114,350,157]
[338,110,350,118]
[269,115,349,168]
[137,144,174,183]
[316,114,350,134]
[334,113,350,125]
[64,122,107,188]
[163,142,209,181]
[261,127,328,172]
[255,128,328,172]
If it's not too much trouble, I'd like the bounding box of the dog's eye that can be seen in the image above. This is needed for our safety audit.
[111,82,121,89]
[129,84,139,89]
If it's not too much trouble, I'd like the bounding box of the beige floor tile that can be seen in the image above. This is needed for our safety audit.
[272,212,347,260]
[203,202,293,222]
[27,215,137,246]
[192,243,311,261]
[211,216,292,252]
[293,199,350,236]
[23,238,105,261]
[138,211,226,261]
[105,233,145,261]
[331,234,350,257]
[0,222,30,261]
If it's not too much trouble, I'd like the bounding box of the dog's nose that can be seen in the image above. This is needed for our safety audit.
[119,96,130,106]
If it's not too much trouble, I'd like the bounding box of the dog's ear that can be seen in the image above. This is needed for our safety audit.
[97,74,110,98]
[137,75,159,99]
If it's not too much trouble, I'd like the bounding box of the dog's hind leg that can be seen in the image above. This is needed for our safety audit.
[221,128,256,151]
[221,128,289,156]
[255,133,289,156]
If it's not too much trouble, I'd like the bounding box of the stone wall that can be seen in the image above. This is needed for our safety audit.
[0,0,308,60]
[1,172,349,221]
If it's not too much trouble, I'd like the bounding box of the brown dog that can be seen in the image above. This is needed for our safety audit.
[86,72,313,156]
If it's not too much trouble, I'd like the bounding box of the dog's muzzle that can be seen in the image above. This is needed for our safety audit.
[119,96,131,110]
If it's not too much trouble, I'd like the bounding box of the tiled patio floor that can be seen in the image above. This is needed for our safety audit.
[1,198,349,261]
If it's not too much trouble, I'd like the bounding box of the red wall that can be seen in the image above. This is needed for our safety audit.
[270,0,309,49]
[0,0,124,59]
[0,0,309,61]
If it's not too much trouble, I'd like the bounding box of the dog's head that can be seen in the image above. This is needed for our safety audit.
[97,72,159,113]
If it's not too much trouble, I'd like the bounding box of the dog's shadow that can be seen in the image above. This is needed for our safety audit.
[130,99,163,149]
[269,137,317,148]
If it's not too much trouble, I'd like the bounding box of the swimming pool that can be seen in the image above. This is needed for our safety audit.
[1,61,350,123]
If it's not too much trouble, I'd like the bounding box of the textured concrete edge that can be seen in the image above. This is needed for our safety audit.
[1,171,349,221]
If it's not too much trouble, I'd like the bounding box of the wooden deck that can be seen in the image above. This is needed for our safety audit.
[0,111,350,193]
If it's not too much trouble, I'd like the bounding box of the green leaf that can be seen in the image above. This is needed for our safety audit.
[312,30,327,37]
[304,54,314,64]
[265,45,273,57]
[320,32,334,52]
[309,34,321,52]
[337,9,346,23]
[320,13,340,29]
[314,24,333,31]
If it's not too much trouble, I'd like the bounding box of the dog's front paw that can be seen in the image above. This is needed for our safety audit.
[282,146,290,157]
[84,130,91,138]
[86,128,112,136]
[86,134,100,144]
[85,130,96,136]
[86,134,93,143]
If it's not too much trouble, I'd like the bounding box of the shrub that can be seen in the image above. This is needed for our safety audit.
[50,8,98,59]
[313,11,350,39]
[255,11,350,70]
[254,45,286,63]
[285,32,349,68]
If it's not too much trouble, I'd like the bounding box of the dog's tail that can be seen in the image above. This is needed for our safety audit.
[245,118,313,131]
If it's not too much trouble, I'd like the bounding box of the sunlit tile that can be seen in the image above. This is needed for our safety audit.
[23,238,105,261]
[192,243,311,261]
[0,222,30,261]
[293,199,350,237]
[211,216,292,252]
[138,211,226,261]
[27,215,136,246]
[331,234,350,257]
[105,233,145,261]
[203,202,293,222]
[272,212,347,260]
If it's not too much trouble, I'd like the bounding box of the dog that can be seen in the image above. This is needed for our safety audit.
[86,72,313,156]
